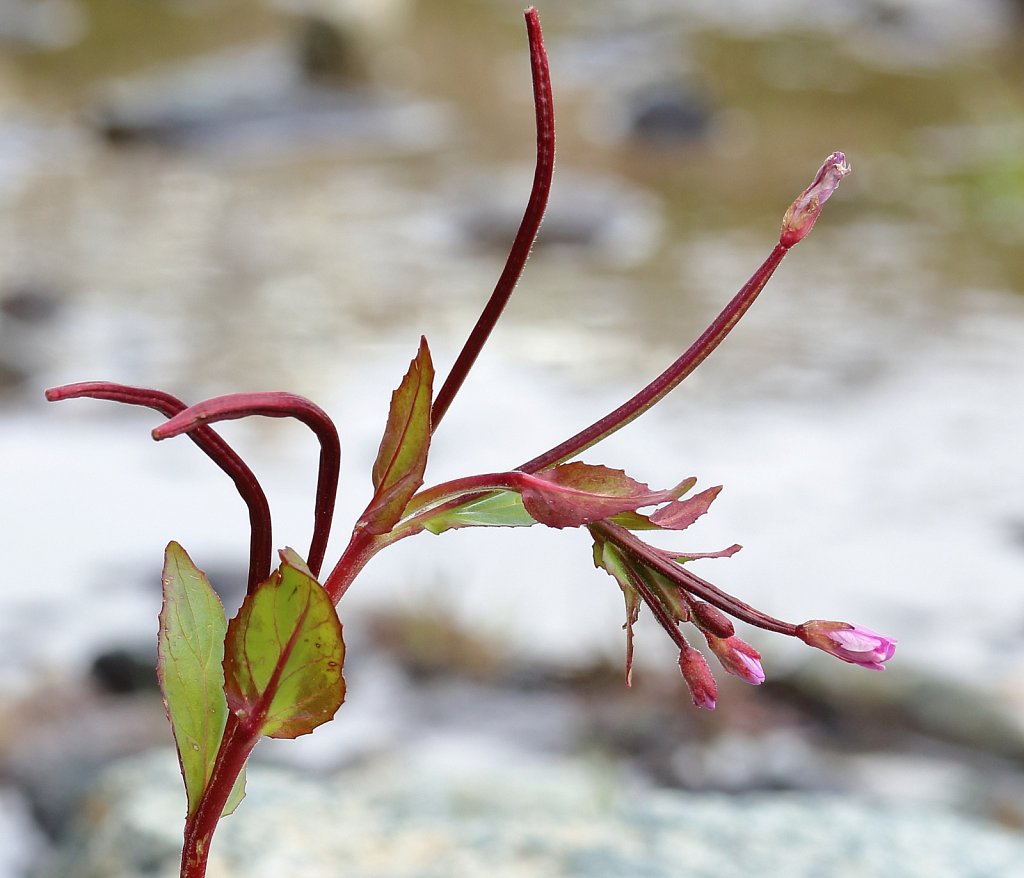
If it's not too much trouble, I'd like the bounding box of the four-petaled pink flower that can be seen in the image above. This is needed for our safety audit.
[796,620,897,671]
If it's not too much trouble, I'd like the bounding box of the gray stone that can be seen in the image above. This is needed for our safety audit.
[0,786,46,878]
[92,43,450,157]
[41,746,1024,878]
[625,82,714,146]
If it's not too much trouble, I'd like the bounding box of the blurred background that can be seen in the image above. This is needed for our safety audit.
[1,0,1024,873]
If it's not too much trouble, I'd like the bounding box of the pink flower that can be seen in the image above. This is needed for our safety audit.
[678,646,717,710]
[706,635,765,685]
[780,152,851,247]
[796,620,896,671]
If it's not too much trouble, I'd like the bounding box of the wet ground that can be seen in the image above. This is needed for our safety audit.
[2,0,1024,873]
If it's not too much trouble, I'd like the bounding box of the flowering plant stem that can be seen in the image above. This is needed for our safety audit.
[521,243,789,471]
[180,716,256,876]
[45,9,891,878]
[430,8,554,430]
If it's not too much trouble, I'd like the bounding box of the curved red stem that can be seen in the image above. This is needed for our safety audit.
[154,392,340,579]
[45,382,273,591]
[430,7,554,429]
[593,521,797,636]
[520,243,790,472]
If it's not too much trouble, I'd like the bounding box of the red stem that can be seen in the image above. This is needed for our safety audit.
[323,474,523,603]
[430,6,554,429]
[593,520,797,635]
[323,525,382,603]
[394,241,793,545]
[520,243,790,472]
[618,551,691,653]
[179,715,259,878]
[45,382,273,591]
[154,392,340,580]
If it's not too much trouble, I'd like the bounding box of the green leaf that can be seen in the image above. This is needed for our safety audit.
[606,510,662,530]
[224,556,345,739]
[422,490,537,535]
[157,541,232,819]
[363,337,434,535]
[642,565,690,618]
[519,462,681,529]
[593,538,640,686]
[222,768,247,817]
[278,546,314,578]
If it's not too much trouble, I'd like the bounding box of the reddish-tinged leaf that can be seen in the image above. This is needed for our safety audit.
[608,477,698,530]
[519,462,679,529]
[363,338,434,534]
[668,544,742,563]
[649,485,722,530]
[224,556,345,739]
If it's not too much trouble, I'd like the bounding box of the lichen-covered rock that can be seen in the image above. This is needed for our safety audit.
[40,746,1024,878]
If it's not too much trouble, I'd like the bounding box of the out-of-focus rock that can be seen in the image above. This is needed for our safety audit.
[0,282,63,395]
[0,0,86,51]
[0,683,167,837]
[767,661,1024,761]
[0,786,46,878]
[448,169,663,269]
[89,646,158,696]
[0,284,61,325]
[41,746,1024,878]
[93,42,449,158]
[625,81,714,146]
[266,0,411,76]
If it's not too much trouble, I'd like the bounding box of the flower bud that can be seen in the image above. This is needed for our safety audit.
[780,151,851,247]
[678,646,717,710]
[691,601,735,639]
[796,620,896,671]
[706,634,765,685]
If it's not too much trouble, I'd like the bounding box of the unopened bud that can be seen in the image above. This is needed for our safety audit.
[678,646,717,710]
[691,601,735,638]
[780,151,851,248]
[706,634,765,685]
[796,620,896,671]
